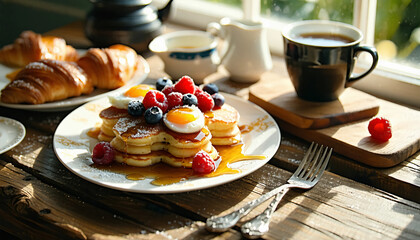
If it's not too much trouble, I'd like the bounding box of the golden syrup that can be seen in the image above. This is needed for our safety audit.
[95,162,195,185]
[93,143,265,186]
[239,115,271,133]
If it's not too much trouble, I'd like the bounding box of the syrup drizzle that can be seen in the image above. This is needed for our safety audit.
[239,116,270,133]
[91,115,271,186]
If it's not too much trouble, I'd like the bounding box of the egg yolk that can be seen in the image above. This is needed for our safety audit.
[124,84,154,98]
[166,108,199,124]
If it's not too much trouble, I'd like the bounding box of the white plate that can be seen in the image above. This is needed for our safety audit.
[53,94,281,193]
[0,116,25,154]
[0,56,150,112]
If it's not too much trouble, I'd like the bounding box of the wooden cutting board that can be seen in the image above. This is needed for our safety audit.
[249,75,420,168]
[249,74,380,129]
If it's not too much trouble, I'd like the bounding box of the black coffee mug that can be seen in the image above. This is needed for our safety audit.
[282,20,378,102]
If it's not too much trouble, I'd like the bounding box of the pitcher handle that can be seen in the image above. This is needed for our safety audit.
[346,45,379,87]
[207,22,224,38]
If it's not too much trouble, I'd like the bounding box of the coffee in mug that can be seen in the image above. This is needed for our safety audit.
[282,20,378,102]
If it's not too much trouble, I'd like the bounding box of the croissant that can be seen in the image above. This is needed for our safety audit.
[0,31,78,67]
[0,59,93,104]
[77,44,138,89]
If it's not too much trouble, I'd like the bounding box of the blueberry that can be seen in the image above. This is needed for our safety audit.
[144,106,163,124]
[203,83,219,95]
[127,100,145,116]
[182,93,198,106]
[212,93,225,108]
[156,77,173,91]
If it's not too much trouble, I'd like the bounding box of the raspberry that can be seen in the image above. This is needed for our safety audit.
[194,85,204,96]
[162,85,174,96]
[368,117,392,142]
[174,76,196,94]
[192,150,215,174]
[167,92,183,109]
[92,142,115,165]
[196,91,214,112]
[143,90,168,113]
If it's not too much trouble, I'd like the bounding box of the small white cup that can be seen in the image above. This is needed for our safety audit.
[149,30,220,84]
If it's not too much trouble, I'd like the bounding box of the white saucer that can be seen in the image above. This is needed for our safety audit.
[0,116,25,154]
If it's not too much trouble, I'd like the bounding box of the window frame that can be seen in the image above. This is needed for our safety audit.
[155,0,420,108]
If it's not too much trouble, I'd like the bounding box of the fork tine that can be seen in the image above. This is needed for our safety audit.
[302,145,324,180]
[306,146,327,181]
[293,142,316,178]
[309,147,332,182]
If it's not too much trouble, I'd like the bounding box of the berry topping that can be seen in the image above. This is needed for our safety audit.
[156,77,173,91]
[174,76,196,95]
[194,85,204,96]
[192,150,215,174]
[127,100,145,116]
[162,85,174,96]
[167,92,183,109]
[203,83,219,95]
[212,93,225,109]
[144,106,163,124]
[182,93,198,106]
[196,91,214,112]
[368,117,392,142]
[92,142,115,165]
[143,90,168,113]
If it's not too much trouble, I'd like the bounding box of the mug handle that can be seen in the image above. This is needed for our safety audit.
[346,45,379,87]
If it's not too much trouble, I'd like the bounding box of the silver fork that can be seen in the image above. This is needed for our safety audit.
[241,143,332,238]
[206,142,332,236]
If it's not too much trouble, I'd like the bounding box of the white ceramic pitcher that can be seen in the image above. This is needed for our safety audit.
[207,17,272,83]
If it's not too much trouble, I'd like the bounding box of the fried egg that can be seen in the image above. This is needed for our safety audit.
[163,106,205,133]
[108,84,154,109]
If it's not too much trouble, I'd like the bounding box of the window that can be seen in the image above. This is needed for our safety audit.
[160,0,420,107]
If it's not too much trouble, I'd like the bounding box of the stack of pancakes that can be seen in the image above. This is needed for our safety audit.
[98,103,241,168]
[204,104,241,146]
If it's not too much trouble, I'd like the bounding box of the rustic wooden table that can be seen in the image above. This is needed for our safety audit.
[1,22,419,240]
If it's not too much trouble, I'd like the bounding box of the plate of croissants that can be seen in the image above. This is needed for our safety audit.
[0,31,149,111]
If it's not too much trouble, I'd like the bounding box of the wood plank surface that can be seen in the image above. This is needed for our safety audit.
[0,161,148,239]
[2,135,420,239]
[0,159,242,240]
